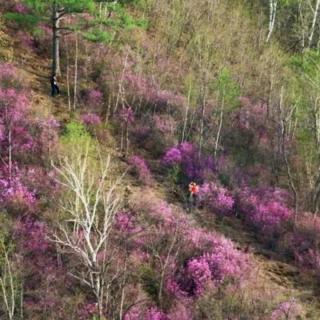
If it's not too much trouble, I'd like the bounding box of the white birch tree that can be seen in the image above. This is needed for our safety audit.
[51,146,124,317]
[267,0,278,42]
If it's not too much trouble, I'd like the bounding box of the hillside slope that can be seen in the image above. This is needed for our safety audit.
[1,1,320,319]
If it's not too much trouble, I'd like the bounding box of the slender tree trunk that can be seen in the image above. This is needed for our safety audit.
[8,125,12,180]
[279,88,299,221]
[308,0,320,48]
[66,37,71,110]
[181,83,192,142]
[266,0,278,43]
[311,97,320,213]
[73,33,79,110]
[214,93,225,158]
[52,1,61,76]
[198,88,207,156]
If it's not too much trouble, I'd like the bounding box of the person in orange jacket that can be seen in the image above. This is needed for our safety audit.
[188,182,199,207]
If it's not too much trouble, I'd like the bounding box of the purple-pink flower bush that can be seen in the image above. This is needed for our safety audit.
[237,187,293,234]
[124,305,170,320]
[81,113,102,126]
[0,164,37,212]
[82,88,103,108]
[0,63,22,88]
[115,211,137,233]
[124,73,185,109]
[162,142,215,181]
[153,115,176,135]
[198,182,235,215]
[167,237,249,298]
[119,106,135,124]
[130,187,250,310]
[12,3,30,14]
[78,303,99,320]
[128,155,153,185]
[270,298,303,320]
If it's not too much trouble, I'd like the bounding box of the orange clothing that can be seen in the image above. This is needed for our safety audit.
[189,182,199,195]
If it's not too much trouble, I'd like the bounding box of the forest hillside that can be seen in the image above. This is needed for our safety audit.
[0,0,320,319]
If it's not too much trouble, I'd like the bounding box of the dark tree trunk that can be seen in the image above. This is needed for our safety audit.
[52,1,61,76]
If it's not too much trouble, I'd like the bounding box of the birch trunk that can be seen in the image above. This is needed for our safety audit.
[308,0,320,47]
[73,33,79,110]
[52,1,61,76]
[266,0,278,43]
[214,93,225,158]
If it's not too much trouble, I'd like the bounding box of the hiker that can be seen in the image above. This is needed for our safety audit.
[50,74,60,97]
[188,181,199,208]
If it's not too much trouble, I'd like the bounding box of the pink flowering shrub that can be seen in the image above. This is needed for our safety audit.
[198,182,234,215]
[237,187,293,235]
[38,116,60,154]
[0,64,39,161]
[82,88,103,108]
[124,304,191,320]
[17,31,34,49]
[282,213,320,272]
[115,211,137,233]
[124,73,185,109]
[78,302,99,320]
[162,146,182,165]
[162,142,215,182]
[168,237,249,298]
[119,106,135,124]
[131,190,187,230]
[12,3,30,14]
[153,115,176,135]
[124,305,169,320]
[270,298,303,320]
[0,164,37,212]
[14,216,66,317]
[0,63,20,88]
[128,155,153,185]
[81,113,102,126]
[14,217,49,253]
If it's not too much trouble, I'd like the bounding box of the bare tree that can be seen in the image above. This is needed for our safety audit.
[308,0,320,47]
[278,87,299,219]
[0,247,23,320]
[51,146,124,317]
[266,0,278,42]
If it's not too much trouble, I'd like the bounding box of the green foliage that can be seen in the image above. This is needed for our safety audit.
[83,29,115,43]
[24,0,95,14]
[139,264,159,302]
[93,1,148,31]
[61,121,92,150]
[213,68,240,112]
[168,165,183,185]
[61,121,90,143]
[4,12,40,29]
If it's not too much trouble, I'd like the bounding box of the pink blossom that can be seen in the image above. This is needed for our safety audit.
[162,142,215,181]
[153,115,176,134]
[237,187,293,234]
[198,182,234,215]
[81,113,102,126]
[83,88,103,107]
[271,298,303,320]
[115,211,137,233]
[13,3,29,14]
[0,165,37,211]
[162,147,182,165]
[128,155,153,184]
[119,106,135,124]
